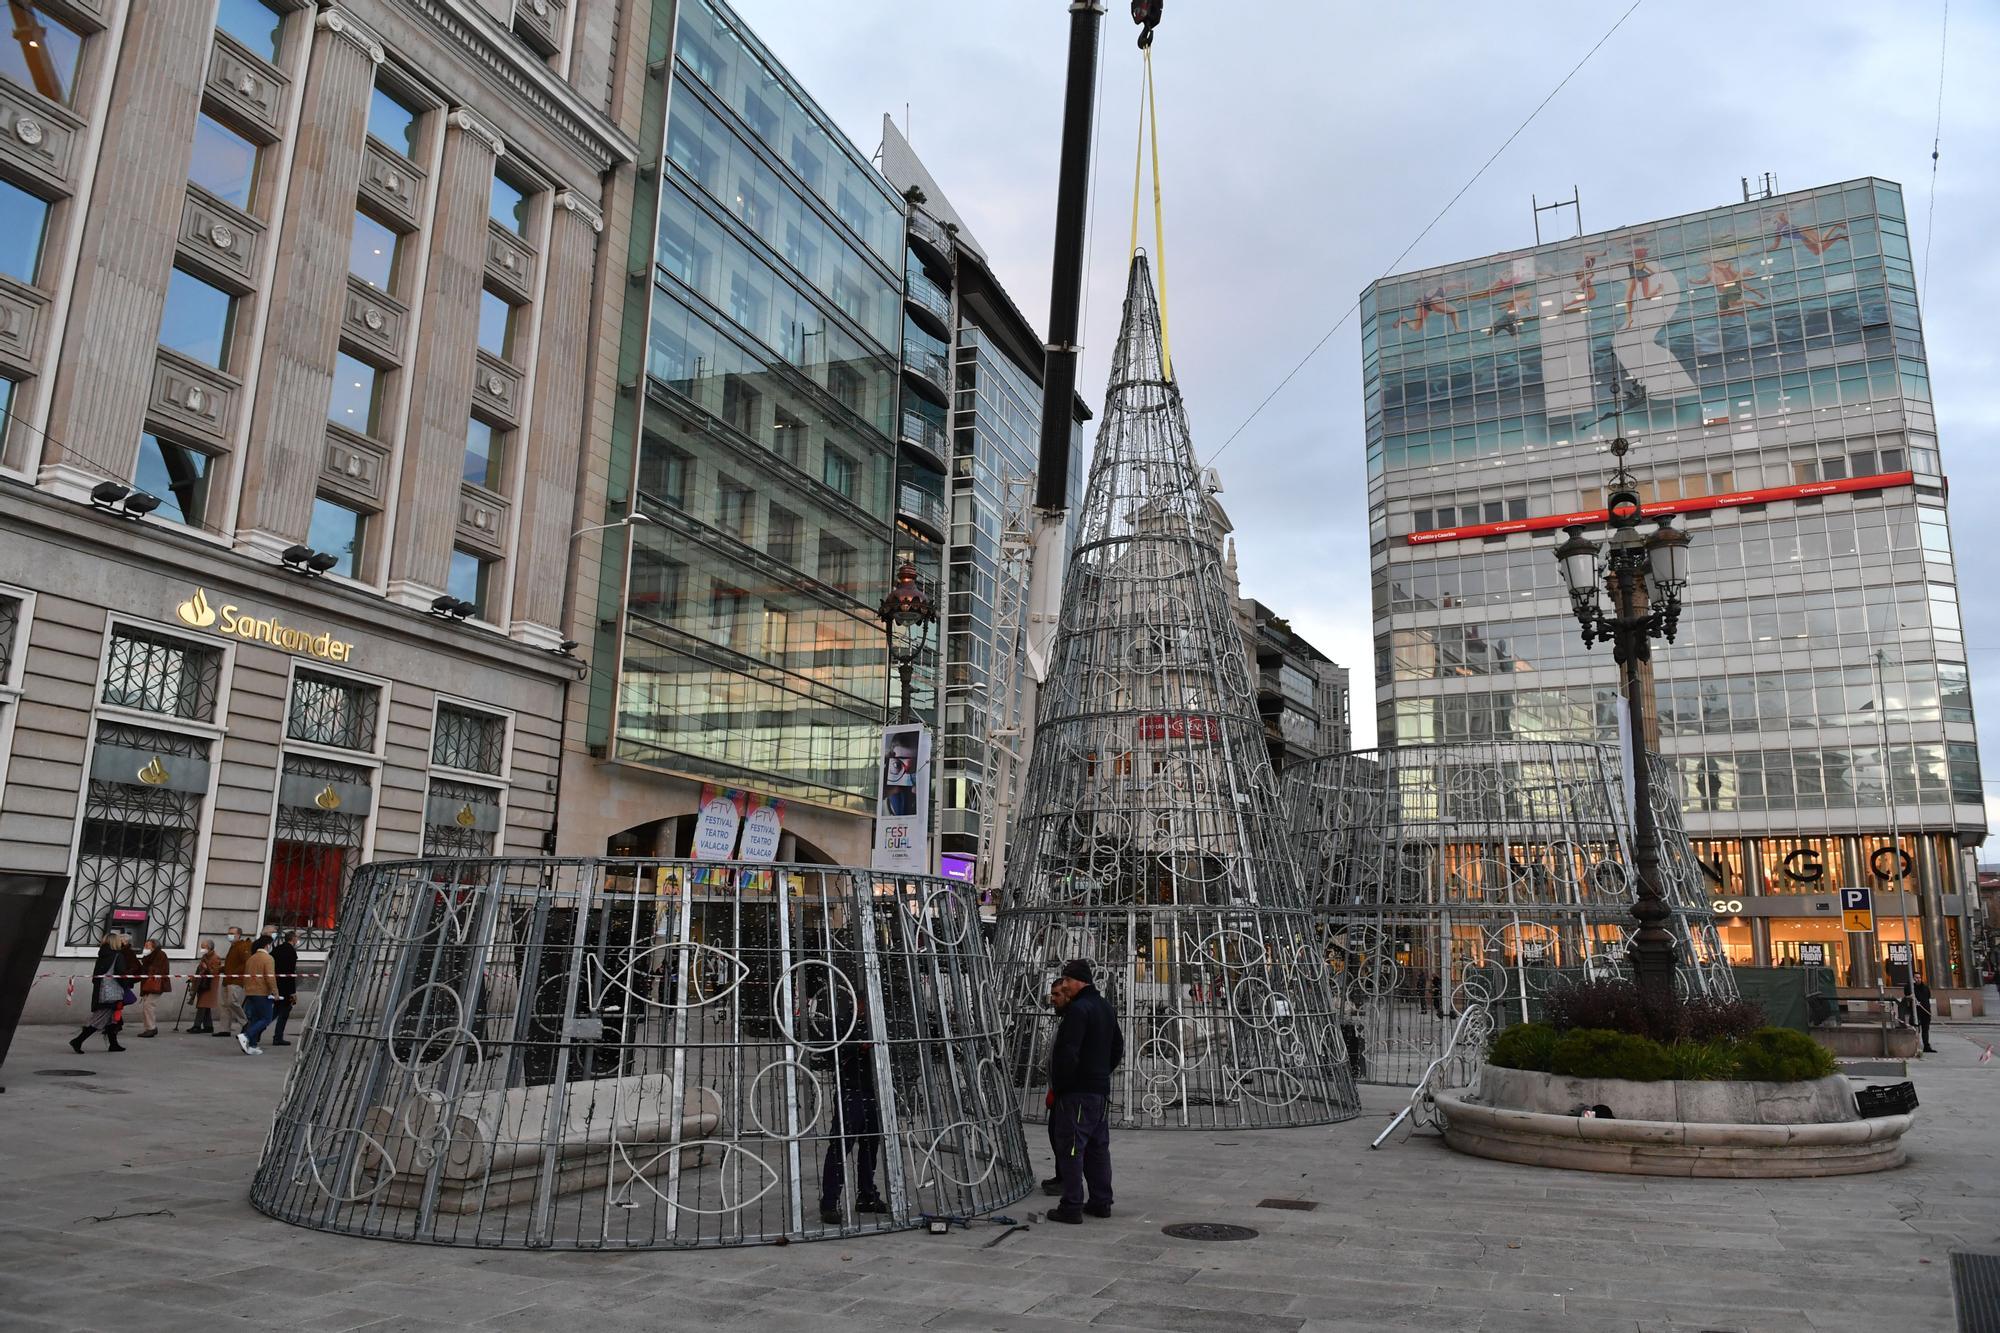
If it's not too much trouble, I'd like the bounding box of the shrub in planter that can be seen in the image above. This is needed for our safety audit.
[1543,977,1767,1044]
[1488,1022,1560,1072]
[1678,994,1765,1043]
[1664,1039,1737,1082]
[1730,1027,1836,1082]
[1548,1028,1673,1081]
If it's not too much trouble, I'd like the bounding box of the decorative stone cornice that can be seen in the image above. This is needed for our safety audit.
[555,189,604,234]
[448,107,507,159]
[314,7,386,64]
[403,0,638,172]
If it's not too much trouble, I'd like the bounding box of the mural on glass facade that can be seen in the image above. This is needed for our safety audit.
[1366,178,1982,987]
[993,257,1359,1129]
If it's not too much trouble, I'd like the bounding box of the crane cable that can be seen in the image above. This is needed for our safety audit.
[1128,45,1172,380]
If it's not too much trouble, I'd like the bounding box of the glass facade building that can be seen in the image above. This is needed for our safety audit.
[610,0,904,817]
[1364,178,1985,989]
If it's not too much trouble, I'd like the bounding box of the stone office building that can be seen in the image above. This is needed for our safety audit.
[0,0,644,1008]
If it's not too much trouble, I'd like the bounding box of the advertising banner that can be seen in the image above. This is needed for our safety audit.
[692,784,744,860]
[871,723,932,874]
[739,795,785,863]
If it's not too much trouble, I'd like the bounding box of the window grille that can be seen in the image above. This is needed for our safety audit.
[67,722,211,948]
[432,703,506,774]
[424,777,499,857]
[102,626,221,721]
[287,670,379,751]
[267,753,372,950]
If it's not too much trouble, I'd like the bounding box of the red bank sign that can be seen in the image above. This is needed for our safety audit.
[1405,471,1918,546]
[1137,713,1220,743]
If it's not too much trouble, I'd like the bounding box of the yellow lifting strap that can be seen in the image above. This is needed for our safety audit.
[1127,46,1172,380]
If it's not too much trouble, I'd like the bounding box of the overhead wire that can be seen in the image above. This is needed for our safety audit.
[1201,0,1646,467]
[1919,0,1948,312]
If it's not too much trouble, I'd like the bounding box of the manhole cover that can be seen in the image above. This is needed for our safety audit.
[1162,1222,1258,1242]
[34,1069,97,1078]
[1952,1250,2000,1333]
[1256,1198,1318,1212]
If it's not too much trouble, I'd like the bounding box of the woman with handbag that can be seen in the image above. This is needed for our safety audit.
[187,940,222,1034]
[69,930,139,1053]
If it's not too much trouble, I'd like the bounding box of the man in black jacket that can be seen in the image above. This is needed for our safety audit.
[269,931,300,1046]
[1046,959,1122,1223]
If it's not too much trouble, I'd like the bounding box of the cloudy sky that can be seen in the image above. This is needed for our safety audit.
[731,0,2000,827]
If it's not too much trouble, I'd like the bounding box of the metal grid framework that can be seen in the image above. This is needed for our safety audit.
[251,858,1031,1249]
[993,256,1359,1130]
[432,704,506,775]
[1284,741,1736,1089]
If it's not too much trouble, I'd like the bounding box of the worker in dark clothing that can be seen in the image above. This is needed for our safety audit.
[815,945,886,1226]
[1045,959,1122,1224]
[1905,977,1937,1053]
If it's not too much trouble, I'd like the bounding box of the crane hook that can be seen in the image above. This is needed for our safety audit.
[1132,0,1161,48]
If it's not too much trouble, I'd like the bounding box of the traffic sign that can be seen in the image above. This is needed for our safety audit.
[1839,886,1873,932]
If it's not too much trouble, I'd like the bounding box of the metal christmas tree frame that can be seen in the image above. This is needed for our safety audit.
[251,858,1030,1248]
[993,256,1360,1130]
[1284,741,1737,1089]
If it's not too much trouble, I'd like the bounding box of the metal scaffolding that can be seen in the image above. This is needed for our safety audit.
[251,858,1030,1249]
[992,256,1360,1130]
[1284,741,1736,1090]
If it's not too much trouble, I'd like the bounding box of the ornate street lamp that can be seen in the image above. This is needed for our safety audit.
[1553,435,1694,1010]
[878,562,936,724]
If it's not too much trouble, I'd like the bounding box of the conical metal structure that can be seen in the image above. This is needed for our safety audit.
[994,257,1360,1129]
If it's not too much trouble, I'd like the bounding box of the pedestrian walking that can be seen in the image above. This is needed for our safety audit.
[69,931,139,1053]
[814,931,886,1227]
[1044,959,1122,1224]
[218,926,251,1037]
[187,940,222,1034]
[237,939,279,1055]
[135,938,172,1037]
[270,931,300,1046]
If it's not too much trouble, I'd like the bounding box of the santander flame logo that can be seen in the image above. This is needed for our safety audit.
[176,587,218,629]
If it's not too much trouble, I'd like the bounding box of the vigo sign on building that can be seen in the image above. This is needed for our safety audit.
[175,587,355,662]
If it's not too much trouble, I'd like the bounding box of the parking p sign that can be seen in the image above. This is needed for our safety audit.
[1840,886,1873,932]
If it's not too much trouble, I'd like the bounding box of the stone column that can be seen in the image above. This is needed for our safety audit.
[235,9,384,554]
[386,109,503,601]
[510,190,603,646]
[40,4,212,483]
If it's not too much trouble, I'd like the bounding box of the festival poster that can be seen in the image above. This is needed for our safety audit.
[739,794,785,863]
[871,723,931,873]
[692,784,744,860]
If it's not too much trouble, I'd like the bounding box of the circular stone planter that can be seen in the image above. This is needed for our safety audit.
[1435,1066,1913,1178]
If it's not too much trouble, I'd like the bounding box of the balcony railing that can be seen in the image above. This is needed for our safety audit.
[908,209,949,256]
[905,267,950,325]
[897,483,947,536]
[900,408,948,460]
[901,342,949,400]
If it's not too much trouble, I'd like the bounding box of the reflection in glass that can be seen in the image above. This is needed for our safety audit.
[187,114,259,212]
[478,289,515,359]
[158,269,236,369]
[214,0,285,63]
[135,433,213,528]
[0,178,50,284]
[349,210,400,289]
[491,173,529,235]
[0,3,83,105]
[328,352,382,435]
[463,417,503,488]
[448,548,491,616]
[308,497,366,578]
[367,85,420,158]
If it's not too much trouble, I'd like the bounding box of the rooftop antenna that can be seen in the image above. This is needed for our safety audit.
[1532,187,1582,244]
[1741,171,1777,202]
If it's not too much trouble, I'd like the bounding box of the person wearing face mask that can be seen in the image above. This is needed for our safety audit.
[218,927,252,1038]
[135,939,172,1037]
[269,931,300,1046]
[237,938,279,1055]
[70,931,139,1053]
[187,940,222,1034]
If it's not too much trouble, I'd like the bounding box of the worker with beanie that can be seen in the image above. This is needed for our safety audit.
[1044,958,1122,1223]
